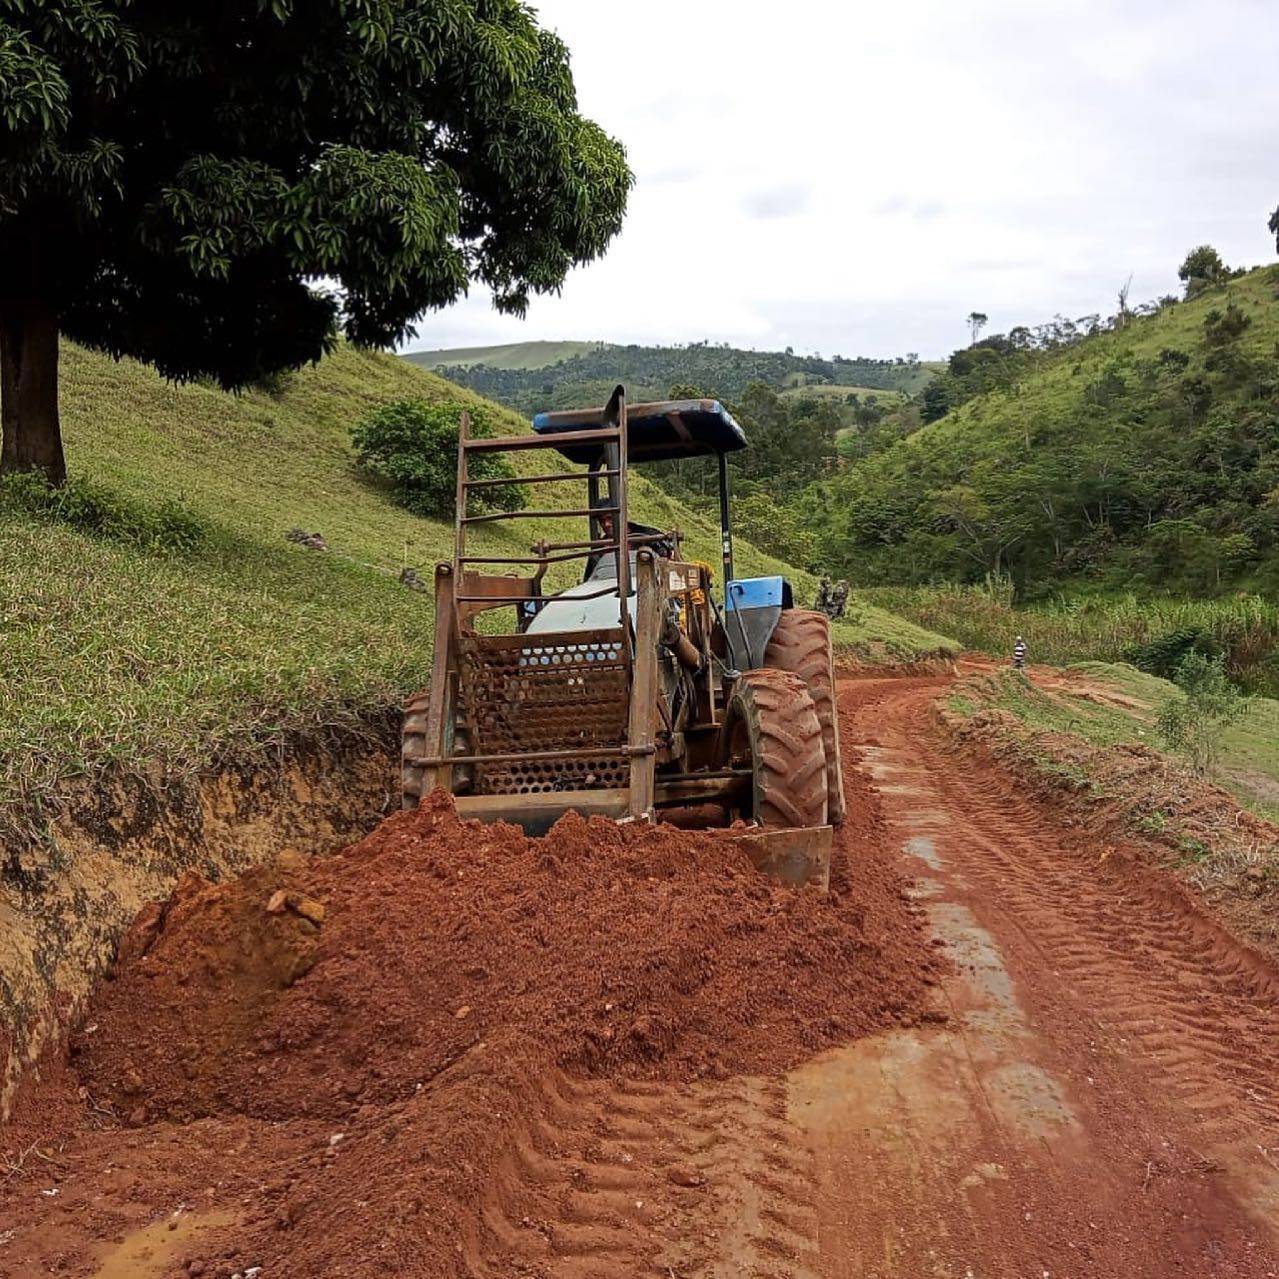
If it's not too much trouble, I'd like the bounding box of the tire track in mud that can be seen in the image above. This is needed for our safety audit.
[463,1071,821,1279]
[843,675,1279,1246]
[927,732,1279,1153]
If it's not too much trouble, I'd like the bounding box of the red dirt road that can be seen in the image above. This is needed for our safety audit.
[5,671,1279,1277]
[808,673,1279,1277]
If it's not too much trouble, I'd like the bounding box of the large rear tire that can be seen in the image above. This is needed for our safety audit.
[763,610,846,826]
[723,669,827,829]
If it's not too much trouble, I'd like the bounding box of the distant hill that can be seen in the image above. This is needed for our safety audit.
[401,339,937,415]
[809,263,1279,597]
[403,340,597,371]
[779,383,905,405]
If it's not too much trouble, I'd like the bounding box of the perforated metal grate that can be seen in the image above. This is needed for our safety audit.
[457,628,630,795]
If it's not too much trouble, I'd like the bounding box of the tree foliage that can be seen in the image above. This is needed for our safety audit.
[733,491,817,569]
[1178,245,1228,298]
[0,0,632,481]
[642,381,841,522]
[351,398,525,519]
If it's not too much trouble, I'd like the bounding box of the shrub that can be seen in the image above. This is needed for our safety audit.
[0,472,208,553]
[1155,650,1249,776]
[733,490,817,569]
[1124,625,1220,680]
[1204,301,1253,346]
[351,398,526,519]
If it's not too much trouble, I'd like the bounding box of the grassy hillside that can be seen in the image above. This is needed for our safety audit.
[1,342,952,839]
[404,340,935,416]
[813,264,1279,596]
[403,340,596,371]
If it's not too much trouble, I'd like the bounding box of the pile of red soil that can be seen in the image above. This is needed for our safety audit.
[73,792,937,1125]
[8,790,939,1277]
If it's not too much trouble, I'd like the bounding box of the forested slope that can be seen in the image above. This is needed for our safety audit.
[811,264,1279,596]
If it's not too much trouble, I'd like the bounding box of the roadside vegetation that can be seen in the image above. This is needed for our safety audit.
[948,660,1279,824]
[861,582,1279,694]
[1154,652,1251,777]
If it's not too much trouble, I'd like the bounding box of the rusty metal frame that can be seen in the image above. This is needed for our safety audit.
[607,388,633,667]
[464,467,620,490]
[462,426,623,453]
[422,563,459,796]
[626,549,660,818]
[426,398,708,821]
[462,505,618,525]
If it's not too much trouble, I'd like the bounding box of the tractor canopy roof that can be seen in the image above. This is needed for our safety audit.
[532,397,747,465]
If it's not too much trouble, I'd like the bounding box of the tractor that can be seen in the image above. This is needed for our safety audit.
[402,386,844,888]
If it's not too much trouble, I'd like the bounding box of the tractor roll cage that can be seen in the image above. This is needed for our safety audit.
[419,385,750,824]
[449,388,633,637]
[532,390,747,585]
[446,384,748,623]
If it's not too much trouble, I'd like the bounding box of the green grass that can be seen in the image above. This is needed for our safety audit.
[830,603,956,664]
[952,661,1279,822]
[0,340,952,838]
[1070,661,1279,822]
[909,268,1279,456]
[815,264,1279,593]
[949,667,1150,746]
[402,340,597,371]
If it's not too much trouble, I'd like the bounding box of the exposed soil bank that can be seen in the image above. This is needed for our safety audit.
[943,663,1279,967]
[1,719,397,1119]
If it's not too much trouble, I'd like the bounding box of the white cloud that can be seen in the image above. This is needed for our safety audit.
[404,0,1279,360]
[741,182,812,220]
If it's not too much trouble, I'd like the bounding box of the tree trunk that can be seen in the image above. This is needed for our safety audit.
[0,305,66,485]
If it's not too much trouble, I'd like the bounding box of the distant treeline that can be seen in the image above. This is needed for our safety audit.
[429,340,932,415]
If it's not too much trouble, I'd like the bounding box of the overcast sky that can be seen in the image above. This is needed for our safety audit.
[404,0,1279,360]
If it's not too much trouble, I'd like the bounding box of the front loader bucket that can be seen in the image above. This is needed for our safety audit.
[733,825,832,892]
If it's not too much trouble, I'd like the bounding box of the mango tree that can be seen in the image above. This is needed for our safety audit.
[0,0,632,482]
